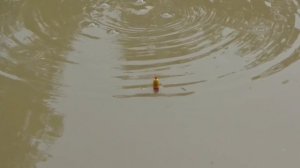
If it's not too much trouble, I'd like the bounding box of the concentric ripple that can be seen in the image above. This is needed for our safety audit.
[81,0,300,97]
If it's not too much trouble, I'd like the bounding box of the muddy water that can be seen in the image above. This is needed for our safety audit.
[1,0,300,168]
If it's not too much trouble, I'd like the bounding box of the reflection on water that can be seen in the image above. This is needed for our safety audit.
[0,0,84,167]
[1,0,300,167]
[114,91,194,98]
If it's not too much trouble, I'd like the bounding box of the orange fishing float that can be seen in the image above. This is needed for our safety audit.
[153,76,160,93]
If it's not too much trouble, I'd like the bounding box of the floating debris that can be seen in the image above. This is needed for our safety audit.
[153,76,160,93]
[160,12,174,19]
[128,6,154,16]
[99,3,110,9]
[134,0,146,6]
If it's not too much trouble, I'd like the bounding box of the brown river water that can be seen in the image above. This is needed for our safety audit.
[1,0,300,167]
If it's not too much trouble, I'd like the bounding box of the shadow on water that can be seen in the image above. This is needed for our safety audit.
[0,0,85,167]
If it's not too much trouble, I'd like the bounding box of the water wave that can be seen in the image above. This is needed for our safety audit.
[81,0,300,97]
[2,0,300,98]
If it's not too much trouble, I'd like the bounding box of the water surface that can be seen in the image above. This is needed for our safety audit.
[1,0,300,168]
